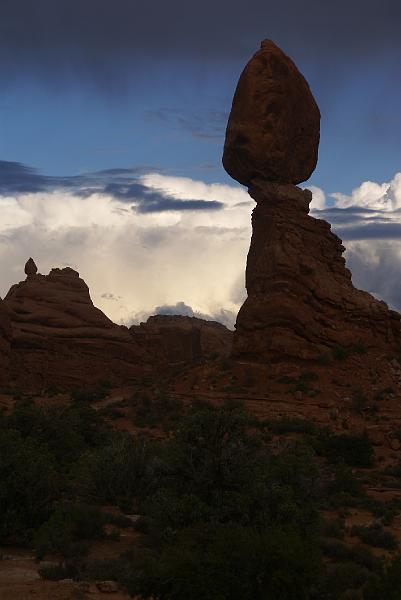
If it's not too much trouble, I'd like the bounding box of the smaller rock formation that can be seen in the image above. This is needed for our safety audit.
[223,40,320,186]
[24,257,38,277]
[131,315,232,364]
[4,261,149,390]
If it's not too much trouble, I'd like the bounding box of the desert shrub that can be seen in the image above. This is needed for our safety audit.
[0,428,60,543]
[134,392,184,428]
[351,523,398,550]
[71,381,110,403]
[262,417,318,435]
[352,389,369,413]
[319,562,369,598]
[314,432,374,468]
[363,555,401,599]
[35,503,106,559]
[322,541,380,572]
[2,400,107,467]
[84,557,131,583]
[76,433,153,511]
[142,406,319,545]
[322,517,345,539]
[333,345,348,360]
[38,561,79,581]
[123,523,321,600]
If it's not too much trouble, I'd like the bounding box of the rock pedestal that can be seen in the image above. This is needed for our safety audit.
[233,181,401,361]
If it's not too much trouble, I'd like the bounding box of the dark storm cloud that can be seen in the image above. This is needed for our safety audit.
[335,223,401,241]
[1,0,401,85]
[0,161,50,193]
[0,160,223,213]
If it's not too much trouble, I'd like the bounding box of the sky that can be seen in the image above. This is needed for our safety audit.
[1,0,401,328]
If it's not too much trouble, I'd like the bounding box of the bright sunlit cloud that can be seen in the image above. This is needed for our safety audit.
[2,171,401,328]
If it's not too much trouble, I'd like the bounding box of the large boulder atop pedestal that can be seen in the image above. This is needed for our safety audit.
[223,40,320,186]
[233,182,401,360]
[4,261,149,390]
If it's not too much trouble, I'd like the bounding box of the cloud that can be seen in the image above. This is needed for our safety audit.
[0,170,251,326]
[3,164,401,329]
[306,185,326,210]
[0,161,225,214]
[1,0,401,86]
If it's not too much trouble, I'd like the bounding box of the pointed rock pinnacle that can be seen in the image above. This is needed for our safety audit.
[24,257,38,277]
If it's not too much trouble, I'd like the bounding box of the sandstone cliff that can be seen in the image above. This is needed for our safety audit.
[4,260,149,390]
[131,315,232,364]
[233,181,401,360]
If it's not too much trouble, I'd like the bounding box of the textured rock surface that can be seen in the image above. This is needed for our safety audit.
[223,39,320,186]
[4,263,149,390]
[131,315,232,364]
[0,298,12,386]
[233,181,401,360]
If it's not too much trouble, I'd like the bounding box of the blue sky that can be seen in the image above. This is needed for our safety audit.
[1,55,401,194]
[1,0,401,326]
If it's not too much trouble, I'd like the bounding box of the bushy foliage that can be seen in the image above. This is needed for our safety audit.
[314,431,374,468]
[364,555,401,599]
[35,502,106,559]
[0,428,60,543]
[76,433,153,510]
[124,523,321,600]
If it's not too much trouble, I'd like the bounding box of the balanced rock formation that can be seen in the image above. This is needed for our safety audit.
[4,262,149,390]
[0,298,11,386]
[24,257,38,277]
[224,42,401,361]
[223,40,320,186]
[131,315,232,364]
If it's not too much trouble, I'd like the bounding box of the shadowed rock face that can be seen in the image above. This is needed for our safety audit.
[223,40,320,186]
[233,182,401,360]
[131,315,232,364]
[4,263,149,390]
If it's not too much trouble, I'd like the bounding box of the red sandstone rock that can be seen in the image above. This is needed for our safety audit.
[223,40,320,186]
[232,181,401,361]
[4,263,149,391]
[131,315,232,364]
[24,257,38,277]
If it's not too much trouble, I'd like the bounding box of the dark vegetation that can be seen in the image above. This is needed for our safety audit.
[1,396,401,598]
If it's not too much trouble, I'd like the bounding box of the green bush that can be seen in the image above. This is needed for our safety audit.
[364,555,401,599]
[351,523,398,550]
[0,429,60,543]
[35,503,105,559]
[76,433,152,511]
[123,523,322,600]
[314,432,374,468]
